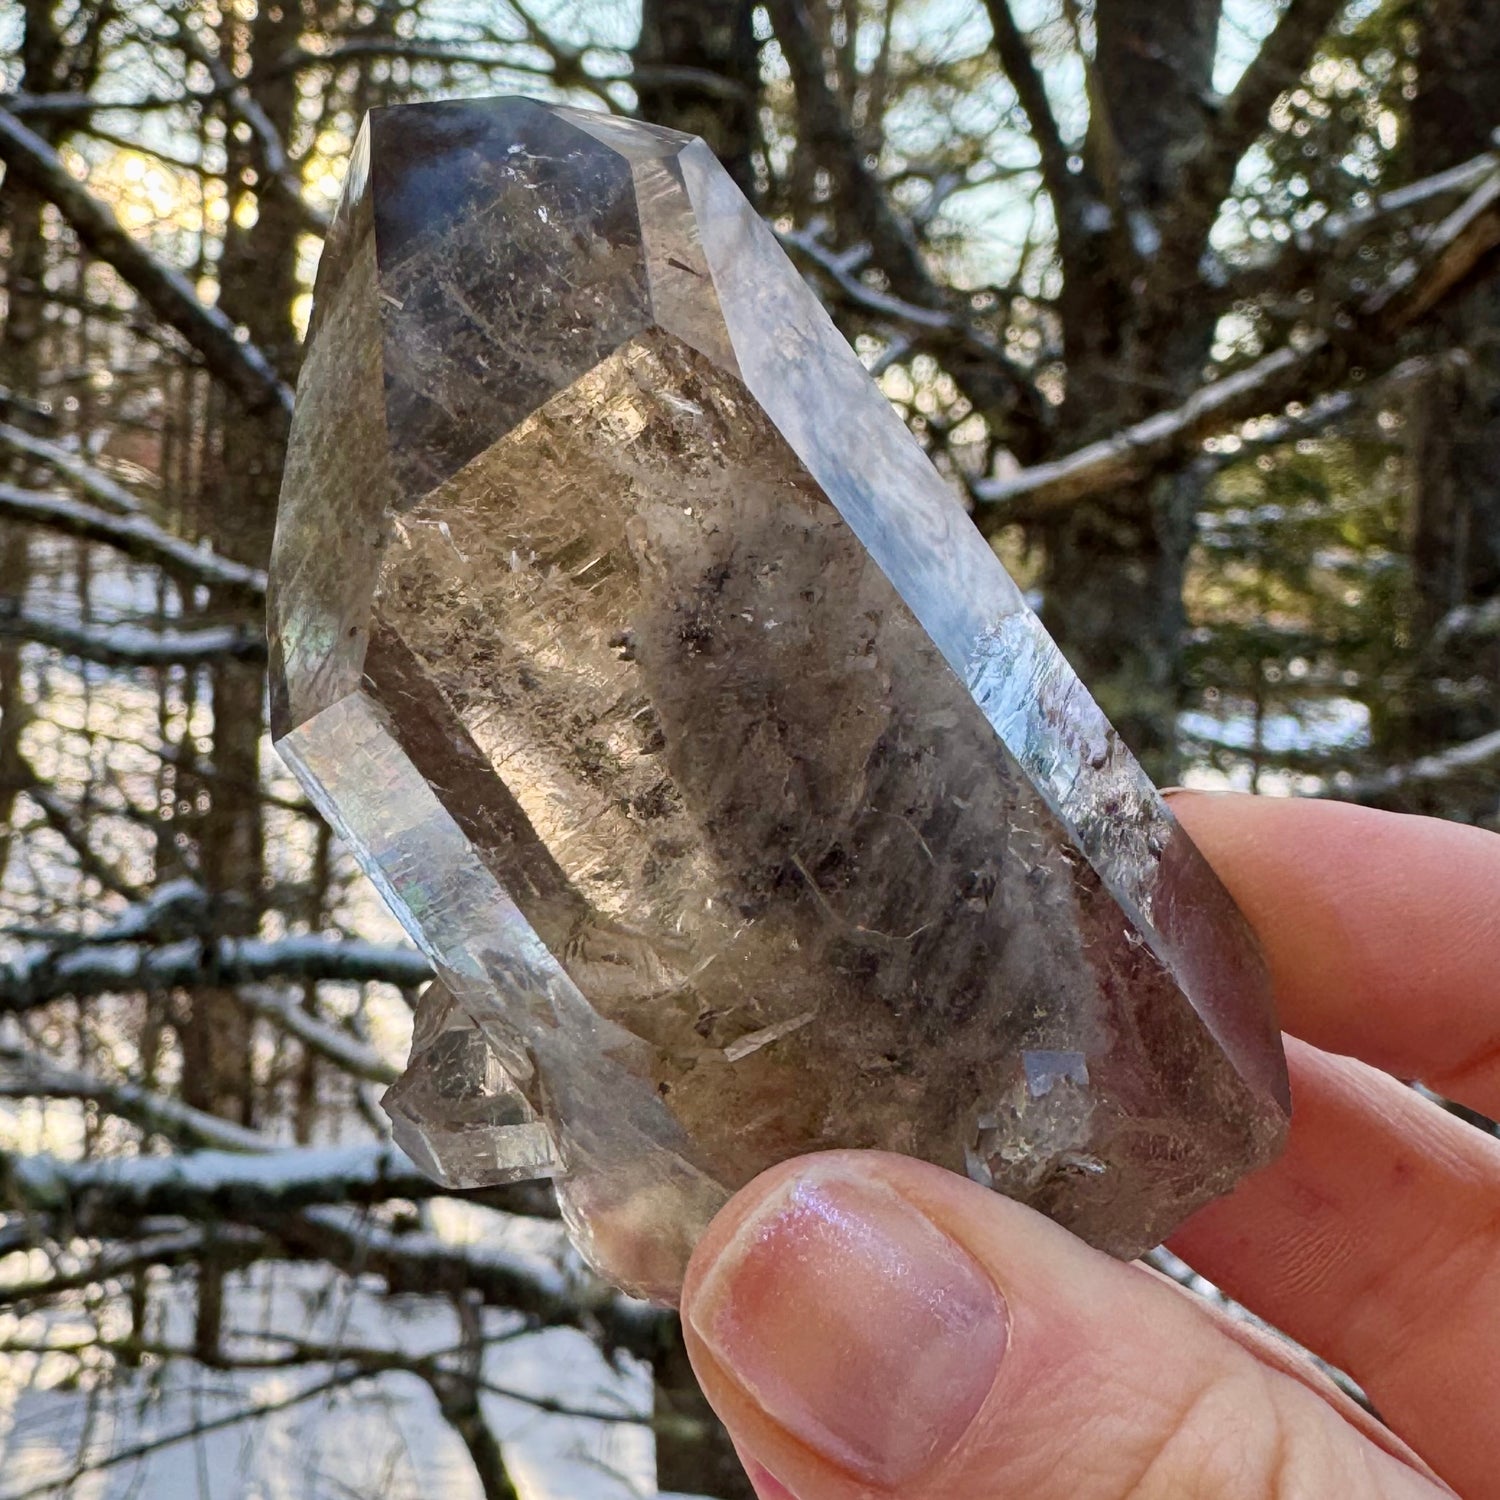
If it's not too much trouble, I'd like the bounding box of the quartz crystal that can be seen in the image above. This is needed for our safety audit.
[268,97,1290,1302]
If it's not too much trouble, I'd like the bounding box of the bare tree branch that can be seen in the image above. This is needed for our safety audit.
[0,1224,269,1307]
[271,36,554,77]
[0,1366,382,1500]
[627,62,757,100]
[0,88,207,120]
[0,1330,646,1425]
[1167,0,1349,269]
[167,19,331,239]
[0,105,294,421]
[0,484,267,596]
[762,0,929,301]
[763,0,1047,453]
[0,384,56,427]
[6,754,149,900]
[285,1207,670,1360]
[4,1203,666,1362]
[981,0,1093,255]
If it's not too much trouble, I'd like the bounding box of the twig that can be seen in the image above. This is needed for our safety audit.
[166,19,331,238]
[981,0,1096,259]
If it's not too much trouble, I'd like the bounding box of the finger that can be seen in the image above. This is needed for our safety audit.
[683,1152,1446,1500]
[1168,792,1500,1115]
[1171,1037,1500,1500]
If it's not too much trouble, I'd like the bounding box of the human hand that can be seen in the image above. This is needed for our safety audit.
[679,794,1500,1499]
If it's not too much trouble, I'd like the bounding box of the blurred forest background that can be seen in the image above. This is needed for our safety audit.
[0,0,1497,1495]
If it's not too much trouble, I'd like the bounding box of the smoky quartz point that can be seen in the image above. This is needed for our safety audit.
[268,96,1290,1303]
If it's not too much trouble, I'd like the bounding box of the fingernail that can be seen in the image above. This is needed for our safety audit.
[687,1166,1007,1487]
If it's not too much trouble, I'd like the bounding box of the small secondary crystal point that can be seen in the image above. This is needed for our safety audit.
[268,96,1289,1303]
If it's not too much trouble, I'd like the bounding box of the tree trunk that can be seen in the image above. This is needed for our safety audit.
[0,0,71,888]
[173,2,306,1357]
[0,192,45,891]
[634,0,761,195]
[1037,465,1207,778]
[1034,0,1222,780]
[177,0,305,1128]
[1387,0,1500,815]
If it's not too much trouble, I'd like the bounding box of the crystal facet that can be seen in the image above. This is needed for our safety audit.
[268,97,1290,1302]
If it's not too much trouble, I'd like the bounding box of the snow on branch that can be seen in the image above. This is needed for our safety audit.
[1366,167,1500,326]
[1210,149,1500,309]
[0,933,433,1013]
[0,105,293,421]
[780,226,953,332]
[233,985,399,1084]
[0,422,144,514]
[1,1139,551,1227]
[0,609,266,667]
[5,1140,430,1219]
[0,1042,267,1151]
[973,344,1309,514]
[1433,596,1500,648]
[0,483,267,596]
[1342,727,1500,803]
[975,160,1500,517]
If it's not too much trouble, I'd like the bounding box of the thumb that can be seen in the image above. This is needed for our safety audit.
[680,1151,1445,1500]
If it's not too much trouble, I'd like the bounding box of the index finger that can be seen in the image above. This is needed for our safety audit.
[1171,791,1500,1115]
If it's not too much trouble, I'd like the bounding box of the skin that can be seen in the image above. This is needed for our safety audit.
[679,792,1500,1500]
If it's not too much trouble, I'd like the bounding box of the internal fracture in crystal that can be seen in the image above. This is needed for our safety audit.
[268,97,1290,1303]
